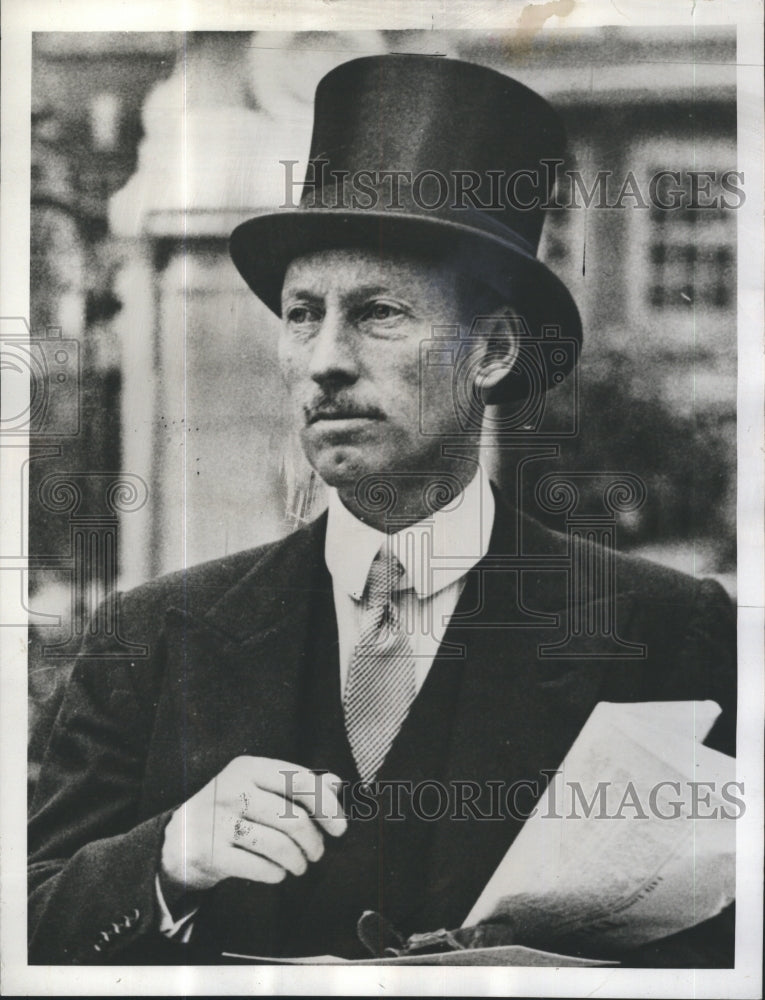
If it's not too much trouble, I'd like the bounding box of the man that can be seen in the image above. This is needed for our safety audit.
[28,54,736,965]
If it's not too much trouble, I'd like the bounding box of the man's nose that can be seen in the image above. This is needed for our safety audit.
[308,309,359,388]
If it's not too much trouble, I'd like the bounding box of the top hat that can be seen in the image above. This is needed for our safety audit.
[230,54,581,403]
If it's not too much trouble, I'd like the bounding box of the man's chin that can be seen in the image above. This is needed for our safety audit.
[307,445,374,491]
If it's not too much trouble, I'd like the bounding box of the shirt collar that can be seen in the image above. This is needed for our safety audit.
[325,466,495,600]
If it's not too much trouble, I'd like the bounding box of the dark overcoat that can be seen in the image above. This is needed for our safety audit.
[28,493,736,965]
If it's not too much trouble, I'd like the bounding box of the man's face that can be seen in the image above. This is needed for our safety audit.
[278,248,478,493]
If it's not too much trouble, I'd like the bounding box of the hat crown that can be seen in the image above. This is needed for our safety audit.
[302,54,567,252]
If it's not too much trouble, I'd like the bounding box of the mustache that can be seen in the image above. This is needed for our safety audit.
[303,395,386,424]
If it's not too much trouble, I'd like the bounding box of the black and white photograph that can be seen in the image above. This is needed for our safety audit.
[1,1,763,996]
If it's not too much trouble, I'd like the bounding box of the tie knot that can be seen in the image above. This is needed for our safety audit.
[365,549,405,604]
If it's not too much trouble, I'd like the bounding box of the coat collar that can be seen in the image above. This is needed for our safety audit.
[186,513,329,647]
[167,483,615,660]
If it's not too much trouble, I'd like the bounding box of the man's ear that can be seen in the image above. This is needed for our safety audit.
[471,308,521,398]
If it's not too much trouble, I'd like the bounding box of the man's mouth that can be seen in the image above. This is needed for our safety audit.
[306,407,384,425]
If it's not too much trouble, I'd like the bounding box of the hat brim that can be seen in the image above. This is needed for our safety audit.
[229,209,581,405]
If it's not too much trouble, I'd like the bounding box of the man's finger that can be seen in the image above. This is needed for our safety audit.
[242,758,348,837]
[240,786,326,862]
[220,843,287,885]
[291,772,347,838]
[231,816,309,877]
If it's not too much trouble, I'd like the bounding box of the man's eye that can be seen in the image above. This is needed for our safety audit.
[362,302,405,322]
[286,306,318,325]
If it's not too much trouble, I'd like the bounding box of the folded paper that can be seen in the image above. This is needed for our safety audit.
[463,700,736,953]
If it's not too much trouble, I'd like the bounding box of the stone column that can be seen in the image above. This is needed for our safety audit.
[108,31,387,581]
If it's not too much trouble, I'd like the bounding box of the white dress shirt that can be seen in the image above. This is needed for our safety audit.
[325,465,495,696]
[159,466,495,937]
[156,875,196,941]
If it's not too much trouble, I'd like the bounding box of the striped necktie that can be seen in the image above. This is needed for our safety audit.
[343,548,417,784]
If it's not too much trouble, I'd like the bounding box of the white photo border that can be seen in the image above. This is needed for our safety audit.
[1,1,762,996]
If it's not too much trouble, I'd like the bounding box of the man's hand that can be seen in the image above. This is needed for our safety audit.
[160,757,347,893]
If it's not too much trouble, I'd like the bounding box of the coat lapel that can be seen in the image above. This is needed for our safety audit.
[142,515,331,811]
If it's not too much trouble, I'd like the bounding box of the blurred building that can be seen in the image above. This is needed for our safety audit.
[30,26,737,610]
[27,26,738,786]
[28,34,177,785]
